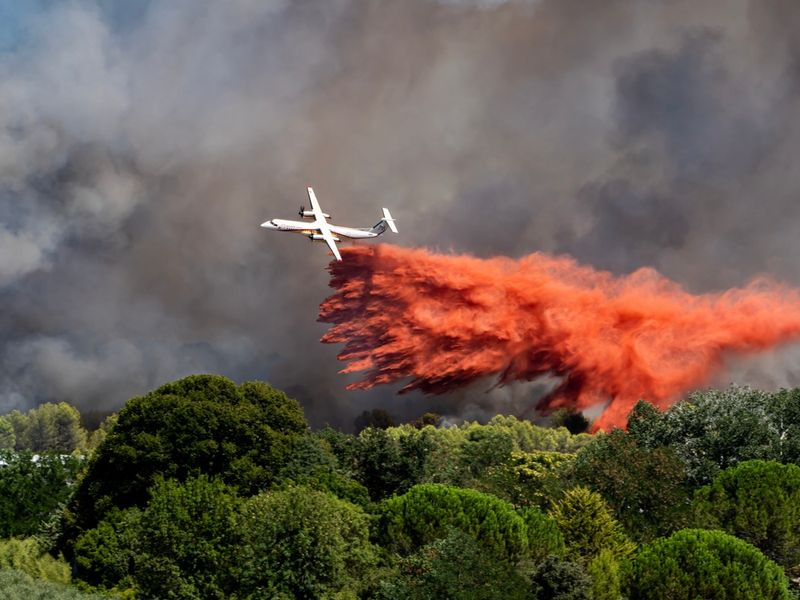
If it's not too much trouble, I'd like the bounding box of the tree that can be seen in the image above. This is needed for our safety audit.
[351,426,430,500]
[518,507,565,563]
[550,409,591,434]
[0,451,84,538]
[354,408,396,433]
[627,386,800,485]
[624,529,791,600]
[692,460,800,572]
[587,549,622,600]
[530,555,591,600]
[21,403,88,453]
[378,484,528,561]
[273,434,370,506]
[378,529,530,600]
[234,485,377,599]
[411,412,443,429]
[61,375,307,553]
[75,475,241,596]
[487,450,574,510]
[132,476,241,599]
[570,429,691,541]
[0,416,15,449]
[548,487,635,563]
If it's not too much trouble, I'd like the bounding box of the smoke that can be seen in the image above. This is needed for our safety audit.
[2,0,800,428]
[320,245,800,430]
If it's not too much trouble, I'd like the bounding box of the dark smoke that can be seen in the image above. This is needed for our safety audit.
[2,1,800,428]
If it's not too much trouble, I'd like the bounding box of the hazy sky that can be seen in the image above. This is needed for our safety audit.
[2,0,800,428]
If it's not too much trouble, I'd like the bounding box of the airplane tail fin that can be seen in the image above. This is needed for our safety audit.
[370,208,398,235]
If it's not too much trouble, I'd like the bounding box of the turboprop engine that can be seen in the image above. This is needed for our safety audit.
[309,233,340,242]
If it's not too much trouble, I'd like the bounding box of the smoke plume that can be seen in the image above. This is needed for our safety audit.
[3,1,800,428]
[321,245,800,430]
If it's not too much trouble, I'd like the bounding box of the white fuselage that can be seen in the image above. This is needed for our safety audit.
[261,219,381,239]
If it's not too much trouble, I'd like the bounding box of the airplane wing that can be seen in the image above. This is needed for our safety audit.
[307,187,324,218]
[319,223,342,261]
[306,187,341,260]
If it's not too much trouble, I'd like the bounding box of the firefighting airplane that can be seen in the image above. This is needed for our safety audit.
[260,187,398,260]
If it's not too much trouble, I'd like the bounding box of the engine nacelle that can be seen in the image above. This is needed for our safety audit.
[309,234,340,242]
[302,210,331,218]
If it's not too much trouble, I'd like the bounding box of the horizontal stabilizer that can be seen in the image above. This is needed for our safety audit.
[382,208,398,233]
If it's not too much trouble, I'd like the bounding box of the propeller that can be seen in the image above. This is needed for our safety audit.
[298,205,306,217]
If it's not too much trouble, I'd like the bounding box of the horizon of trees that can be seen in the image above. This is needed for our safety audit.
[0,377,798,598]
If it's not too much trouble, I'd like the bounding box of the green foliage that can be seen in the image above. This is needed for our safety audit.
[488,450,574,509]
[588,549,623,600]
[530,555,591,600]
[379,483,528,561]
[0,569,112,600]
[351,416,589,502]
[518,507,565,563]
[133,475,241,599]
[378,528,530,600]
[628,386,800,485]
[570,429,690,541]
[86,414,118,453]
[0,537,70,584]
[63,375,307,545]
[548,487,635,563]
[73,508,141,591]
[76,475,241,597]
[234,485,377,599]
[0,416,15,449]
[0,450,84,538]
[6,404,88,453]
[351,427,431,500]
[692,460,800,572]
[274,434,370,506]
[624,529,791,600]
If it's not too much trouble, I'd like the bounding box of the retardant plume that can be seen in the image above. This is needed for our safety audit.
[320,245,800,431]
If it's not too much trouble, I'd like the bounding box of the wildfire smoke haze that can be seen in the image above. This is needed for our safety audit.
[320,245,800,430]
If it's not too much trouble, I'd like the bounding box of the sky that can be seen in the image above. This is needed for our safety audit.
[1,0,800,429]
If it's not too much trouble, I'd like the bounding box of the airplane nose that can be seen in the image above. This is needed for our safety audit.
[261,221,275,229]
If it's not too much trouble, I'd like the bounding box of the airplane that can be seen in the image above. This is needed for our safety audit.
[260,187,398,260]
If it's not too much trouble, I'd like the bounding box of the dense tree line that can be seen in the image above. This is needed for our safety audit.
[0,378,799,598]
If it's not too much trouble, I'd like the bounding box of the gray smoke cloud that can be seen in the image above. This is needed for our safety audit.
[2,0,800,428]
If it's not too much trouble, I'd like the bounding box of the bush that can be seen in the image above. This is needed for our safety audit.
[379,484,528,561]
[0,569,112,599]
[0,537,70,584]
[624,529,791,600]
[692,460,800,571]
